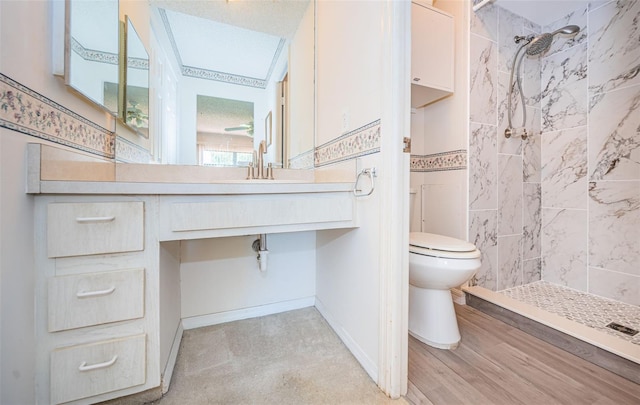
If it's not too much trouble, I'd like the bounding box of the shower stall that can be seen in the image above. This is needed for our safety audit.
[466,0,640,380]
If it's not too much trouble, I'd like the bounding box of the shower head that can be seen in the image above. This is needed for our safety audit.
[525,25,580,56]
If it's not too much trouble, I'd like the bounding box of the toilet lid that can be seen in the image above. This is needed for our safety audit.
[409,232,481,259]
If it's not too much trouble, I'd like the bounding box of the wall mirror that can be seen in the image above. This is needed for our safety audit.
[148,0,315,168]
[121,17,150,137]
[65,0,119,115]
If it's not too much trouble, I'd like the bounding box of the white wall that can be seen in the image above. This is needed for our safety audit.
[179,233,316,324]
[410,0,469,241]
[0,1,120,402]
[314,0,385,381]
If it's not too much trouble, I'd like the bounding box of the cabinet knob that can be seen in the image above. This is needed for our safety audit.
[413,77,421,82]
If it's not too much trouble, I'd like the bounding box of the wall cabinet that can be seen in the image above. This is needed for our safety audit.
[411,1,454,108]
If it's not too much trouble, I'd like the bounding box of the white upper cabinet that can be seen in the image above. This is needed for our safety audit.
[411,1,454,108]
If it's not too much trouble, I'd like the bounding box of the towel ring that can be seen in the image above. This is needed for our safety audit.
[353,167,377,197]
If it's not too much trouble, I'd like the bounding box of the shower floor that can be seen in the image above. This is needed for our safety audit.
[500,281,640,346]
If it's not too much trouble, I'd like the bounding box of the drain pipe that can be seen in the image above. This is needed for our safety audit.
[252,234,269,272]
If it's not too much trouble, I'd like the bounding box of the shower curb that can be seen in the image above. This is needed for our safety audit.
[465,293,640,385]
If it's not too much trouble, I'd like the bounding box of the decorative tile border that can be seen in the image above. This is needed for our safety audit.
[71,37,119,65]
[289,149,314,169]
[410,149,467,172]
[0,73,115,158]
[115,136,151,163]
[314,119,381,167]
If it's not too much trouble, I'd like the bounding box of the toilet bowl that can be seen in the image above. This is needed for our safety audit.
[409,232,481,349]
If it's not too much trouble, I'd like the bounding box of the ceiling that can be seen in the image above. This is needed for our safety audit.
[148,0,310,138]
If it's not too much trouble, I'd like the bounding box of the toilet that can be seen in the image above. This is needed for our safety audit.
[409,232,481,349]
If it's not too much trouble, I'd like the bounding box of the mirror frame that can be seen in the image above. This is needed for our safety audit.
[119,16,150,138]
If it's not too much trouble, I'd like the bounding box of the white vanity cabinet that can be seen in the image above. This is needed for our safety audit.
[34,196,161,404]
[411,1,454,108]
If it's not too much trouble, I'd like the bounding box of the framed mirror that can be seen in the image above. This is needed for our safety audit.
[120,16,150,138]
[65,0,119,115]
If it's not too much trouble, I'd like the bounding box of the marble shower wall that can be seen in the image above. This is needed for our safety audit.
[469,0,640,307]
[469,3,542,291]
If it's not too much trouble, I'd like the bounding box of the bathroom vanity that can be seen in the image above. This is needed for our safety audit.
[28,144,357,404]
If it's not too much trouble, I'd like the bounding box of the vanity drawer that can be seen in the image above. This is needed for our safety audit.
[48,268,145,332]
[50,334,146,404]
[47,201,144,258]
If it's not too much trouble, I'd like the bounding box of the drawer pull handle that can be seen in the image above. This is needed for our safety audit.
[78,355,118,372]
[76,286,116,298]
[75,216,116,223]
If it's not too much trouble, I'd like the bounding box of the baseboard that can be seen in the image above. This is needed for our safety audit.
[162,322,183,394]
[181,297,316,330]
[315,297,378,382]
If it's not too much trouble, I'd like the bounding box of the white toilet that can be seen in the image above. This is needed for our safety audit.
[409,231,481,349]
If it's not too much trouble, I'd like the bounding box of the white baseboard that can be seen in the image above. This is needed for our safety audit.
[181,297,316,330]
[162,322,183,394]
[314,298,378,382]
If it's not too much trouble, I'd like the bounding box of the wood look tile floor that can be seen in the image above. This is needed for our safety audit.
[406,304,640,405]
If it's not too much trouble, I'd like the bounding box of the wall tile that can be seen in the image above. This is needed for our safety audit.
[542,208,588,291]
[523,183,541,260]
[498,154,523,235]
[523,125,541,182]
[588,84,640,181]
[470,2,498,41]
[470,34,498,125]
[589,180,640,276]
[541,43,588,132]
[469,123,497,209]
[469,209,498,291]
[543,6,588,57]
[589,267,640,306]
[498,71,524,154]
[589,0,640,94]
[497,7,525,73]
[541,126,588,209]
[498,234,522,290]
[523,258,542,284]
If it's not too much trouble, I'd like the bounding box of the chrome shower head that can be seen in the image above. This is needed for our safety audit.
[525,25,580,56]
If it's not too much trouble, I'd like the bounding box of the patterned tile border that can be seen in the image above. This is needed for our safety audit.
[289,149,314,169]
[115,136,151,163]
[315,119,381,167]
[410,149,467,172]
[0,73,115,158]
[502,281,640,345]
[71,37,119,65]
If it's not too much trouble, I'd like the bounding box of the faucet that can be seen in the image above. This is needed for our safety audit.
[256,140,267,179]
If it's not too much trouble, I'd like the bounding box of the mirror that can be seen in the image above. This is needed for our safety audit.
[149,0,315,168]
[66,0,119,115]
[121,17,150,137]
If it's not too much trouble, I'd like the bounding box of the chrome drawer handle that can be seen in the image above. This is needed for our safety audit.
[76,286,116,298]
[75,216,116,223]
[78,355,118,372]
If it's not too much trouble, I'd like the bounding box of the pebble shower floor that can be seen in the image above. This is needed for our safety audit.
[500,281,640,346]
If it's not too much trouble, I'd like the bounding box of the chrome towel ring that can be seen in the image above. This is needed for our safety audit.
[353,167,377,197]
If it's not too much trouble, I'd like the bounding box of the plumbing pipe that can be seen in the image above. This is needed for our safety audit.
[252,234,269,272]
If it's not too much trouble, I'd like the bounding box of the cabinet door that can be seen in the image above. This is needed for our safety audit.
[411,3,454,100]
